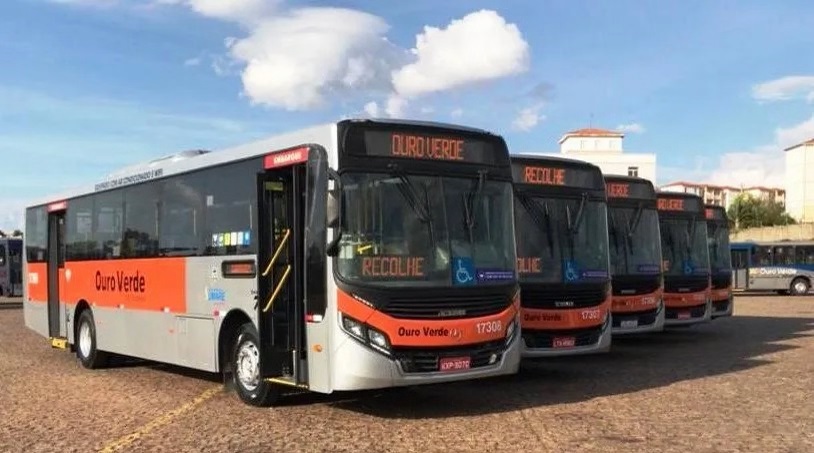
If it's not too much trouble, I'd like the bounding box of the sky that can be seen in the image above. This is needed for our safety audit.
[3,0,814,231]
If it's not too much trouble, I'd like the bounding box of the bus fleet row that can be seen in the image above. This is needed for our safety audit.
[21,118,732,406]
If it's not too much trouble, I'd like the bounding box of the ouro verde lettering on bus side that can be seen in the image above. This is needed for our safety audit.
[95,270,146,293]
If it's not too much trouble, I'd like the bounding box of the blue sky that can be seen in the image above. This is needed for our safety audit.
[2,0,814,231]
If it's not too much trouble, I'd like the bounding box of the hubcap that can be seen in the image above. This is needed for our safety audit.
[79,321,92,358]
[794,282,808,293]
[236,340,260,391]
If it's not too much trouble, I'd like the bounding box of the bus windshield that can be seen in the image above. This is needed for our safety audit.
[707,222,732,272]
[514,194,610,284]
[660,217,710,277]
[336,172,516,287]
[608,206,661,276]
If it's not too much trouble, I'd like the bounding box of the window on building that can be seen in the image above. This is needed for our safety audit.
[627,166,639,177]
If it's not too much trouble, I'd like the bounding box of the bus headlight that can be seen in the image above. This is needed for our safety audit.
[505,319,517,346]
[340,314,392,355]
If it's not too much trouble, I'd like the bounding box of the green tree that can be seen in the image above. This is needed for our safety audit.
[12,230,22,237]
[727,193,796,230]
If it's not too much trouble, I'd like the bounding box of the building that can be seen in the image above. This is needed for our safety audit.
[552,128,657,183]
[659,182,785,209]
[784,138,814,223]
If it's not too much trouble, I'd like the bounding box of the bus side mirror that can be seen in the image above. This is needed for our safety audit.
[327,189,340,229]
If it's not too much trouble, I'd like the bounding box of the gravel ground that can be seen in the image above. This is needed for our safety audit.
[1,294,813,453]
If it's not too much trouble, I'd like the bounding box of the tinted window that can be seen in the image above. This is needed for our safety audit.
[772,246,793,266]
[202,160,258,256]
[123,183,160,258]
[753,246,772,266]
[795,246,814,265]
[94,190,124,259]
[0,245,5,267]
[25,207,47,263]
[66,196,96,260]
[160,173,206,256]
[731,249,748,269]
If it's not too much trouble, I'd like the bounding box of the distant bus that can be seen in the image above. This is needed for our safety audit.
[656,192,712,326]
[0,237,23,297]
[604,175,665,334]
[705,205,733,318]
[730,240,814,296]
[23,118,522,406]
[511,155,612,356]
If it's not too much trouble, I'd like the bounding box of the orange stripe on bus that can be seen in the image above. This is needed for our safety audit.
[663,290,708,308]
[521,293,611,330]
[26,263,47,302]
[709,287,731,302]
[612,287,663,313]
[336,289,518,347]
[60,259,187,313]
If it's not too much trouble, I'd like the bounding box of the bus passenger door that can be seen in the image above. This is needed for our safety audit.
[256,162,306,385]
[46,212,66,338]
[731,249,749,290]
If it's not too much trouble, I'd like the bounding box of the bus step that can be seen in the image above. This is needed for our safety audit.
[266,377,309,389]
[49,337,68,349]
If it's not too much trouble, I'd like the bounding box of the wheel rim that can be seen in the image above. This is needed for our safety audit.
[794,281,808,294]
[236,340,260,392]
[78,321,92,359]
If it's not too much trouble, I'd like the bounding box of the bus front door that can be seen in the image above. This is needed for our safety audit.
[732,249,749,290]
[257,164,306,386]
[46,212,65,339]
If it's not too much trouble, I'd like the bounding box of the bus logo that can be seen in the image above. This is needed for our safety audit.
[439,309,466,317]
[554,300,575,308]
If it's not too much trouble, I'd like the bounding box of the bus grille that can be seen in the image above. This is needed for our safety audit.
[711,273,732,290]
[382,291,512,319]
[612,308,660,327]
[664,276,708,293]
[520,283,607,310]
[392,340,505,374]
[611,275,660,296]
[522,325,604,349]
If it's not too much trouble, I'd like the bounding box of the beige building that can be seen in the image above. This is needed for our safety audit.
[549,127,657,183]
[784,138,814,222]
[659,181,784,209]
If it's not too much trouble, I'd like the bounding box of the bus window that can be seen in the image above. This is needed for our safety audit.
[796,246,814,265]
[772,246,793,266]
[753,246,772,266]
[0,245,5,267]
[731,249,748,269]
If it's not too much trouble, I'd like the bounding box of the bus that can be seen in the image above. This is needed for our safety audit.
[656,192,712,326]
[604,175,665,334]
[705,205,733,318]
[23,118,522,406]
[731,240,814,295]
[511,155,612,356]
[0,237,23,297]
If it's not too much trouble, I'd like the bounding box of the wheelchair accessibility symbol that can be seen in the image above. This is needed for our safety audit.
[453,257,476,286]
[564,260,580,283]
[683,260,694,275]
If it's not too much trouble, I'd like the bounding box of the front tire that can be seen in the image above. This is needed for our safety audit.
[231,322,280,407]
[790,278,810,296]
[76,309,109,369]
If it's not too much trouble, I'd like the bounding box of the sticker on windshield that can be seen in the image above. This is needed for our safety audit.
[476,269,515,282]
[564,260,580,282]
[452,257,476,286]
[563,260,608,282]
[637,264,661,274]
[682,260,695,275]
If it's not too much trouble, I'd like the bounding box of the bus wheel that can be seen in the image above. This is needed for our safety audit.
[790,278,810,296]
[76,309,109,369]
[231,322,280,407]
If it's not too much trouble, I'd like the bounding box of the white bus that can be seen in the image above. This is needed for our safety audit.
[23,118,522,406]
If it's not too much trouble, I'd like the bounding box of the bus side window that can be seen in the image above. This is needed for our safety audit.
[772,246,792,266]
[754,246,772,266]
[0,245,5,267]
[796,245,814,265]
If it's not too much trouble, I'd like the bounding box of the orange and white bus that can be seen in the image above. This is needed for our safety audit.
[0,237,23,297]
[705,205,733,318]
[604,175,665,334]
[23,118,522,406]
[511,155,612,357]
[656,192,712,326]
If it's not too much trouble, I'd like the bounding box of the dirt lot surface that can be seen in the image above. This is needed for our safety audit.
[1,295,813,453]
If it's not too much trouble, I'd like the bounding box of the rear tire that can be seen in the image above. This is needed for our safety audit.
[790,278,810,296]
[231,322,280,407]
[76,309,109,369]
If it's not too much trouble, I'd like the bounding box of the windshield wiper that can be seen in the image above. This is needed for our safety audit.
[462,170,487,243]
[387,164,435,245]
[566,193,588,235]
[518,194,555,257]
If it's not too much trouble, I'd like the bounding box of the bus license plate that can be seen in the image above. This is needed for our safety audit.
[553,336,576,348]
[439,356,471,372]
[677,311,691,319]
[621,319,638,329]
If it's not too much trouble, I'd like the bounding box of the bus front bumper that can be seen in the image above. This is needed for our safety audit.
[664,299,712,327]
[330,327,521,392]
[520,314,612,358]
[612,299,666,335]
[711,295,734,319]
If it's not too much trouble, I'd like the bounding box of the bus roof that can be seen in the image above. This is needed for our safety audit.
[509,153,604,191]
[27,118,502,209]
[603,174,657,200]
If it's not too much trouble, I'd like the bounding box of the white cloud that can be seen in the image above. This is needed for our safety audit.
[752,76,814,103]
[616,123,645,134]
[385,95,408,118]
[450,108,463,118]
[699,114,814,188]
[183,57,201,67]
[392,10,530,99]
[363,101,380,117]
[512,104,544,132]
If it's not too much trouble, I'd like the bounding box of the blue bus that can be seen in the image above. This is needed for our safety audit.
[0,237,23,297]
[730,240,814,296]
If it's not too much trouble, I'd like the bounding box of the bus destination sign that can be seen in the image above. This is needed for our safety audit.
[657,195,703,213]
[604,179,656,200]
[359,130,503,165]
[511,162,602,190]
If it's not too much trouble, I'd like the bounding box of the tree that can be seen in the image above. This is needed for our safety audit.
[12,230,22,237]
[727,193,796,231]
